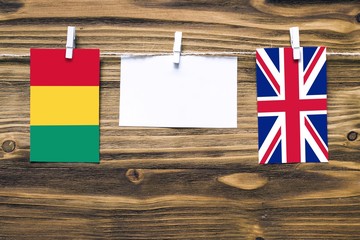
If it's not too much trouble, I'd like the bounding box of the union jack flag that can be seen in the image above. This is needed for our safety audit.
[256,47,328,164]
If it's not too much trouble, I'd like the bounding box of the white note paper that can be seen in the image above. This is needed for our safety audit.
[119,55,237,128]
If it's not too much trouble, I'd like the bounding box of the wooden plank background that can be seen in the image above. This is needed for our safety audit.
[0,0,359,239]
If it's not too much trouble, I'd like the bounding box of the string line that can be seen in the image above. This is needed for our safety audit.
[0,51,359,58]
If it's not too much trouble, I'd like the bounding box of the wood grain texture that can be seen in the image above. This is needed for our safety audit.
[0,0,359,239]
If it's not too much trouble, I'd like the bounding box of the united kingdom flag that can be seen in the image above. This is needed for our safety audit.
[256,47,328,164]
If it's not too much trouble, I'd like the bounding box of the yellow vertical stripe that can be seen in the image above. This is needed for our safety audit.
[31,86,99,125]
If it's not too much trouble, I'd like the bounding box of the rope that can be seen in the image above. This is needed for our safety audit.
[0,51,359,58]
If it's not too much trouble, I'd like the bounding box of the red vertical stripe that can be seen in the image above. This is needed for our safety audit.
[284,48,301,163]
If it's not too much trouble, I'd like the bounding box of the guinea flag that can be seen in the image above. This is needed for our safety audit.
[30,49,100,163]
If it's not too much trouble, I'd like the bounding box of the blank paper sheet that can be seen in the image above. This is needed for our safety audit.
[119,55,237,128]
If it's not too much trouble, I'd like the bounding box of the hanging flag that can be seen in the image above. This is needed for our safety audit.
[30,49,100,163]
[256,47,328,164]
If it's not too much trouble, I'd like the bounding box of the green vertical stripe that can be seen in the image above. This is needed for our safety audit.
[30,125,99,163]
